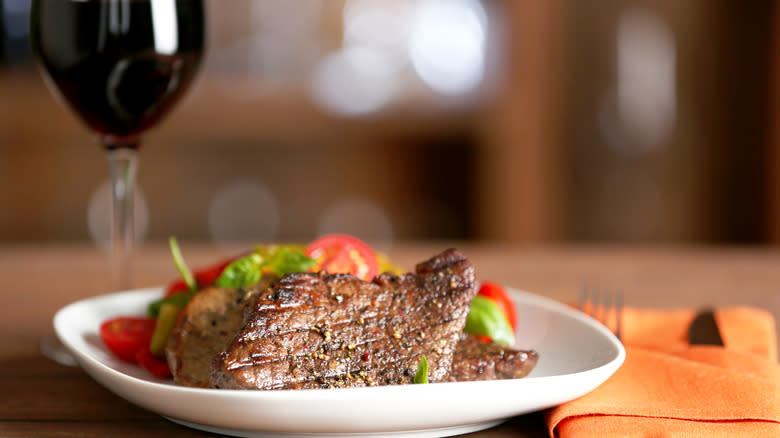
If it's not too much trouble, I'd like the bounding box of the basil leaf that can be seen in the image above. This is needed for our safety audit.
[464,295,516,346]
[414,355,428,384]
[211,246,315,290]
[147,291,194,318]
[265,247,316,276]
[215,253,263,289]
[169,236,197,292]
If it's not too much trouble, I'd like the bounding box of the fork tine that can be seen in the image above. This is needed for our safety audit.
[599,290,611,328]
[578,285,589,313]
[578,285,623,342]
[579,284,600,317]
[614,291,623,342]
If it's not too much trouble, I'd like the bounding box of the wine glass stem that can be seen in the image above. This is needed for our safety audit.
[106,146,139,291]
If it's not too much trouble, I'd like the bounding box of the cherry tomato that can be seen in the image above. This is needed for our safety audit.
[305,234,378,281]
[164,257,236,297]
[477,282,518,331]
[135,347,172,378]
[99,317,156,363]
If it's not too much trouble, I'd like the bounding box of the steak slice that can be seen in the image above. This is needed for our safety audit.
[165,276,277,388]
[450,333,538,381]
[210,248,476,390]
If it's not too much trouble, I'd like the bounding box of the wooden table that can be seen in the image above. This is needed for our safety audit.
[2,243,779,437]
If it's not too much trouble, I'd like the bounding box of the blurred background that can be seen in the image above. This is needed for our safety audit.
[0,0,778,246]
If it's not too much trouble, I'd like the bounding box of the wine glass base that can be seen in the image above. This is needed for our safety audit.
[40,333,78,367]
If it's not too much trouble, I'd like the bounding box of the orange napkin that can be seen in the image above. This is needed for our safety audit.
[546,307,780,437]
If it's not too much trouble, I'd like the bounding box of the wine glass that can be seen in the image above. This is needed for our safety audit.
[30,0,205,365]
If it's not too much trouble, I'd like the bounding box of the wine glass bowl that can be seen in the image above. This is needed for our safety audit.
[30,0,205,365]
[30,0,205,149]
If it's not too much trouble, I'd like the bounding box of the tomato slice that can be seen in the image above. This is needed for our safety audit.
[305,234,378,281]
[165,280,190,297]
[477,282,517,331]
[99,317,156,363]
[164,256,236,297]
[135,347,172,378]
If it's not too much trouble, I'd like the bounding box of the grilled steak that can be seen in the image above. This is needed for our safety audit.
[166,248,538,389]
[165,276,277,387]
[210,248,477,390]
[450,333,538,381]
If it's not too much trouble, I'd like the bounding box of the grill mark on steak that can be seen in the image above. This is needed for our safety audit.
[225,274,466,364]
[210,248,476,390]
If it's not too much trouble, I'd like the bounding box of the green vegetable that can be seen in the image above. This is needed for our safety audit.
[215,253,263,289]
[169,236,196,292]
[414,355,428,384]
[214,247,316,290]
[263,246,316,276]
[147,291,193,318]
[464,295,516,346]
[254,244,305,258]
[147,237,200,317]
[146,242,318,359]
[149,303,181,356]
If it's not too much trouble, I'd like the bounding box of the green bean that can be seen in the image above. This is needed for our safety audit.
[149,303,180,356]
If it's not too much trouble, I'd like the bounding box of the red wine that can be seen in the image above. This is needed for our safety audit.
[30,0,204,148]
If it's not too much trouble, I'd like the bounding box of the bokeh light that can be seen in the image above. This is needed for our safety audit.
[316,197,394,253]
[310,46,400,116]
[208,179,280,244]
[600,8,676,154]
[343,0,413,71]
[408,0,487,96]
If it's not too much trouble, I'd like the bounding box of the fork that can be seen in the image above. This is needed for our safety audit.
[578,285,623,342]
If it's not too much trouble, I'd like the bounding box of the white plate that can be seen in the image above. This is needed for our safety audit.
[54,287,624,438]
